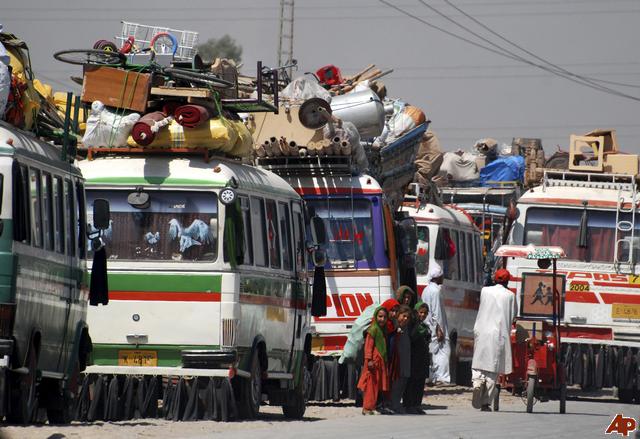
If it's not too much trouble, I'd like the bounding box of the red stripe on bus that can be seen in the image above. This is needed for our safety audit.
[565,290,600,304]
[110,291,221,302]
[560,326,612,341]
[600,293,640,305]
[317,335,347,350]
[239,294,306,310]
[521,198,623,209]
[294,187,382,196]
[313,317,357,323]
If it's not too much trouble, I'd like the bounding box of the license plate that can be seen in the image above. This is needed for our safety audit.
[611,303,640,320]
[118,350,158,366]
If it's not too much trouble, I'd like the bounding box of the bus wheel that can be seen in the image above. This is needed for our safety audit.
[8,342,38,424]
[238,353,262,419]
[283,354,308,419]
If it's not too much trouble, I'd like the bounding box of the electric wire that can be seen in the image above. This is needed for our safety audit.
[377,0,640,102]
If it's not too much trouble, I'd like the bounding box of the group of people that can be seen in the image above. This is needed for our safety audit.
[356,263,517,415]
[356,262,452,415]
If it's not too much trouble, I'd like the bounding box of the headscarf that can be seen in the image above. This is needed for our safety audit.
[396,285,416,308]
[381,298,399,313]
[426,262,443,283]
[414,301,430,337]
[495,268,511,283]
[381,298,400,333]
[367,306,388,363]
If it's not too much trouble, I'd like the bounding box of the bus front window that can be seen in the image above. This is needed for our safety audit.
[523,207,638,263]
[87,190,218,261]
[307,198,374,268]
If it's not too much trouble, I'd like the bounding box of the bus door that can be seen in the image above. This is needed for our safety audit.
[288,201,305,371]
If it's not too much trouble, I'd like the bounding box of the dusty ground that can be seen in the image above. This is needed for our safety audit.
[0,386,618,439]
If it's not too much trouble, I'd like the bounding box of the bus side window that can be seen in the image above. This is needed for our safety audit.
[449,230,460,281]
[12,163,30,243]
[29,167,43,248]
[250,197,268,267]
[278,201,292,272]
[466,232,474,284]
[292,203,304,274]
[76,181,87,259]
[41,172,54,251]
[458,231,467,282]
[65,179,76,257]
[53,176,65,254]
[239,196,253,266]
[265,199,281,269]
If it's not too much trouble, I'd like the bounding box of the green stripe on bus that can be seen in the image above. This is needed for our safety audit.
[91,344,220,367]
[86,177,227,186]
[108,273,222,292]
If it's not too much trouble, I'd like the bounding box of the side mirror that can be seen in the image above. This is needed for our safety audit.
[396,217,418,257]
[310,216,326,245]
[93,199,111,230]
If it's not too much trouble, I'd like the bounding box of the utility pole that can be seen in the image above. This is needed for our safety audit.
[277,0,295,78]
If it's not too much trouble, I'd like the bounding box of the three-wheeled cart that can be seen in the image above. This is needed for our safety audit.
[494,245,568,414]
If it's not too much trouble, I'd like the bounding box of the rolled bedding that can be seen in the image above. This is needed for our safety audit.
[132,111,170,146]
[174,104,212,129]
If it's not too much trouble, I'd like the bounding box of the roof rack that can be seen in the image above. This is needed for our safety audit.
[543,169,636,192]
[255,155,354,177]
[85,147,228,163]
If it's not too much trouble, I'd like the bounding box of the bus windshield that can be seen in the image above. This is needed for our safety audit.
[524,207,636,263]
[87,190,218,261]
[306,198,374,267]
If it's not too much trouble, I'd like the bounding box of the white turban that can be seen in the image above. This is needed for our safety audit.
[427,262,443,283]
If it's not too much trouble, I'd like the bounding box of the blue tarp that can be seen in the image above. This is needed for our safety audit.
[479,155,525,185]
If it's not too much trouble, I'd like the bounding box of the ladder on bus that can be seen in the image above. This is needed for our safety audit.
[614,181,639,274]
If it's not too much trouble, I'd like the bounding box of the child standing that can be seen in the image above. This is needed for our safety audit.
[357,306,389,415]
[388,304,412,414]
[404,301,432,414]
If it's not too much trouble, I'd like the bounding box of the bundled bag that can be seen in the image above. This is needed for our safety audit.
[479,155,525,185]
[439,151,480,182]
[82,101,140,147]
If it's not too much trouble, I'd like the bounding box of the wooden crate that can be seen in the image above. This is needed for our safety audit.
[82,66,152,112]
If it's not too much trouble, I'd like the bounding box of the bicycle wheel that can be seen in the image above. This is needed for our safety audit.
[163,67,234,89]
[53,49,126,67]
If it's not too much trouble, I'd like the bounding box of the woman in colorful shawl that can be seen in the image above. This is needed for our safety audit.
[403,301,432,414]
[357,306,389,415]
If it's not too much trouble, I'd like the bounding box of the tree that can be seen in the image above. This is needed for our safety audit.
[196,35,242,63]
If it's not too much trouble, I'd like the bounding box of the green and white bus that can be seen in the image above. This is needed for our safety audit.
[0,121,108,424]
[79,153,325,420]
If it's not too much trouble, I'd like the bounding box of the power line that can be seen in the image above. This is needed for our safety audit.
[377,0,640,102]
[442,0,640,88]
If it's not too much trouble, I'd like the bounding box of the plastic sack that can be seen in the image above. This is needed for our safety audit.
[82,101,140,147]
[479,155,525,185]
[439,151,479,182]
[0,62,9,117]
[338,303,377,365]
[281,75,332,103]
[384,101,426,145]
[497,143,512,156]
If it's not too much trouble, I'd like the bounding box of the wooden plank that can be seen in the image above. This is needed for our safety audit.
[81,66,151,112]
[150,87,211,98]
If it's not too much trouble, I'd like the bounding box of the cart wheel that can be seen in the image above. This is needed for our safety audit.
[526,376,536,413]
[53,49,126,67]
[493,384,500,412]
[559,382,566,414]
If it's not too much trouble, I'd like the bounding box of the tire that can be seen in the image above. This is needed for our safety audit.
[53,49,126,67]
[7,343,38,424]
[526,376,536,413]
[559,382,567,414]
[163,67,234,89]
[282,354,308,419]
[238,353,262,419]
[493,384,500,412]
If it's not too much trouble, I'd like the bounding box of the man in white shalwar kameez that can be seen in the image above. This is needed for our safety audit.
[421,262,450,384]
[471,268,517,411]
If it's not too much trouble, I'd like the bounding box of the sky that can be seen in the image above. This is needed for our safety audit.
[3,0,640,154]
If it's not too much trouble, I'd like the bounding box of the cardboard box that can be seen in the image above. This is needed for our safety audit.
[82,66,152,112]
[604,153,639,175]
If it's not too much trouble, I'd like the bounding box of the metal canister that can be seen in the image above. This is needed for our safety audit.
[330,89,385,138]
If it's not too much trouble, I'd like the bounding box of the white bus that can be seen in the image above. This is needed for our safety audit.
[402,196,484,384]
[79,153,326,420]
